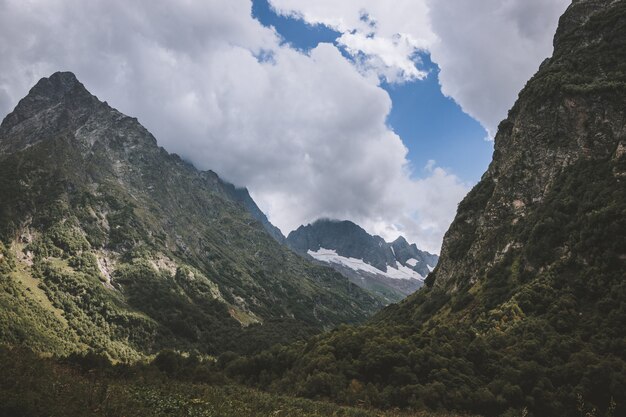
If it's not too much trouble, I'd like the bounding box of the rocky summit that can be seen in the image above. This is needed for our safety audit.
[287,219,438,303]
[0,72,383,360]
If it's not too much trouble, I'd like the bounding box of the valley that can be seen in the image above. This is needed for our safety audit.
[0,1,625,416]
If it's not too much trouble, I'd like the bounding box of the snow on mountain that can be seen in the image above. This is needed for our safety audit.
[405,258,418,267]
[308,248,424,281]
[287,219,438,303]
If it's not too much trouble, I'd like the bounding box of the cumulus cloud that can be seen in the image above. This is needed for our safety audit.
[360,163,470,253]
[0,0,468,253]
[428,0,570,137]
[269,0,434,83]
[268,0,569,136]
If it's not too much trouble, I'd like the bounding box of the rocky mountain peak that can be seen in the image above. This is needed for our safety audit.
[1,71,96,129]
[287,219,438,303]
[391,236,409,246]
[29,71,85,99]
[0,71,113,154]
[8,75,168,166]
[287,219,395,271]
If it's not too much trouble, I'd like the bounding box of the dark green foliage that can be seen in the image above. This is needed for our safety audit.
[0,242,15,273]
[114,260,237,351]
[450,291,474,312]
[68,252,101,278]
[223,157,626,417]
[0,346,466,417]
[519,1,626,103]
[445,179,495,262]
[47,220,91,255]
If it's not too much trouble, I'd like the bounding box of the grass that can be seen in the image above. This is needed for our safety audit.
[10,245,69,327]
[0,346,473,417]
[111,384,469,417]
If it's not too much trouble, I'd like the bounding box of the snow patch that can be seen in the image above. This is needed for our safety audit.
[384,263,425,280]
[308,248,424,281]
[405,258,418,267]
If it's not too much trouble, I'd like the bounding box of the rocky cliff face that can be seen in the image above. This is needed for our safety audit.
[389,236,439,278]
[287,219,438,303]
[0,72,382,360]
[428,0,626,293]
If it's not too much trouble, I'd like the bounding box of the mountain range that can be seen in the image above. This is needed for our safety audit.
[287,219,438,303]
[0,1,624,416]
[0,71,382,359]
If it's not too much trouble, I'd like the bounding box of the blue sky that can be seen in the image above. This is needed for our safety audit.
[252,0,493,183]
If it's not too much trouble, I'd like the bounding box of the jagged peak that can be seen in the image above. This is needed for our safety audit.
[309,218,369,232]
[30,71,84,98]
[391,236,409,246]
[0,71,161,157]
[311,218,346,226]
[0,71,99,134]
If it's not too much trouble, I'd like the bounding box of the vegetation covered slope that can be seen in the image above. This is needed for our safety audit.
[222,1,626,416]
[0,72,382,361]
[0,346,474,417]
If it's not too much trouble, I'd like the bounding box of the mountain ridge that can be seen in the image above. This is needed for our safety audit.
[287,219,438,303]
[0,71,382,360]
[1,72,287,243]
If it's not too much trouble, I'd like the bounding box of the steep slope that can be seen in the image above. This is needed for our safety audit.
[287,219,437,303]
[218,181,286,244]
[414,0,626,296]
[0,72,382,360]
[226,2,626,416]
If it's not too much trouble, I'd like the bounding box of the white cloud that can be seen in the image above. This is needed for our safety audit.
[361,163,470,253]
[0,0,467,253]
[269,0,434,83]
[338,32,428,83]
[268,0,569,136]
[428,0,570,137]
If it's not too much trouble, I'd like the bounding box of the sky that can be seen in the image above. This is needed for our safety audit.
[253,0,492,182]
[0,0,569,253]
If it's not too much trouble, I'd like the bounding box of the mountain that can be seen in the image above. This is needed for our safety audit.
[286,219,438,303]
[0,72,382,360]
[218,181,286,244]
[389,236,439,278]
[226,2,626,416]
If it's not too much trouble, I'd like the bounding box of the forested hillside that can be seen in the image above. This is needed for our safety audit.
[0,72,382,361]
